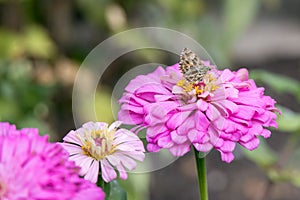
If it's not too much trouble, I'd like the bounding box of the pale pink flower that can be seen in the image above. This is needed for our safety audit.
[61,121,145,183]
[118,63,280,163]
[0,122,105,200]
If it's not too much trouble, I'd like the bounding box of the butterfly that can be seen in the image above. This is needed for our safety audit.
[179,48,211,83]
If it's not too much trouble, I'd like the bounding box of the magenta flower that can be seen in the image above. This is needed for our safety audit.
[61,121,145,183]
[0,122,105,200]
[118,61,280,163]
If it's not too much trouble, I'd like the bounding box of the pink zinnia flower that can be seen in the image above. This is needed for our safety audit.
[118,61,280,163]
[61,121,145,183]
[0,122,105,200]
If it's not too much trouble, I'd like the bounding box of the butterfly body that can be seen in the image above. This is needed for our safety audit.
[179,48,211,83]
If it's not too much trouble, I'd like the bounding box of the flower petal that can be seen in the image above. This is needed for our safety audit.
[84,161,99,183]
[101,159,117,182]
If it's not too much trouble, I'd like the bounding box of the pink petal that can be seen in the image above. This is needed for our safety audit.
[234,105,255,120]
[236,68,249,81]
[249,123,263,136]
[219,151,234,163]
[70,154,94,176]
[146,125,168,137]
[63,130,82,145]
[231,97,265,107]
[194,111,209,131]
[187,129,206,143]
[239,137,260,150]
[118,109,144,125]
[147,143,161,152]
[230,116,252,127]
[208,126,223,147]
[166,111,191,130]
[154,94,174,101]
[157,135,173,148]
[206,104,221,121]
[193,142,213,152]
[101,159,117,182]
[217,100,239,114]
[169,143,191,156]
[135,83,170,96]
[116,164,128,180]
[120,104,145,114]
[121,151,145,162]
[240,132,254,143]
[178,103,197,112]
[213,116,228,131]
[84,161,99,183]
[106,154,121,166]
[73,187,105,200]
[177,116,195,135]
[114,153,137,170]
[197,99,209,111]
[60,143,83,155]
[219,141,235,152]
[219,69,235,82]
[260,129,271,138]
[224,87,239,99]
[125,70,164,92]
[170,131,188,144]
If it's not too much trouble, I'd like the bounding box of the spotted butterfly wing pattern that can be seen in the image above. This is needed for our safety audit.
[179,48,211,83]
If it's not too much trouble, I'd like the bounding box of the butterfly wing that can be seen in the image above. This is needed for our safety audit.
[179,48,202,74]
[179,48,211,83]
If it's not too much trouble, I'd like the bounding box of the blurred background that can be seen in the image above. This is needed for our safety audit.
[0,0,299,199]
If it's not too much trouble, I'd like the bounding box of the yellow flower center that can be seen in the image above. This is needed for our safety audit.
[177,73,219,97]
[194,85,203,95]
[176,79,194,92]
[76,126,116,160]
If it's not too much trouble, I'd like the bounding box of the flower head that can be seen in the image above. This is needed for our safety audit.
[118,60,280,163]
[61,121,145,183]
[0,122,105,200]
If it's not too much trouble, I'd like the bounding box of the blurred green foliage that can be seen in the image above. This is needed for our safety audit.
[0,25,56,59]
[0,58,55,136]
[243,138,278,168]
[251,70,300,101]
[246,70,300,188]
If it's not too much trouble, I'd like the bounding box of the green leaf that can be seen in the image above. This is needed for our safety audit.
[243,138,278,167]
[276,106,300,132]
[250,70,300,100]
[103,181,111,200]
[108,180,127,200]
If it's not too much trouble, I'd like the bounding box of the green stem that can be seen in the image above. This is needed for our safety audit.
[194,147,209,200]
[96,173,104,188]
[97,174,111,200]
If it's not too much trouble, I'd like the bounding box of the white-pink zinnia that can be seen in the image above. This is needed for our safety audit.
[61,121,145,183]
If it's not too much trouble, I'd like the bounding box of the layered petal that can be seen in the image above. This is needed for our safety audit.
[118,62,279,163]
